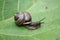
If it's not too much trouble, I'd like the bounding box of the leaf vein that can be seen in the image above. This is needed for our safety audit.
[1,0,5,20]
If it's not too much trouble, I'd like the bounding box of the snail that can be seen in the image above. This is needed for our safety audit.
[14,12,45,30]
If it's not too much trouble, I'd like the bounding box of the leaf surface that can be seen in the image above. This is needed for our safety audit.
[0,0,60,40]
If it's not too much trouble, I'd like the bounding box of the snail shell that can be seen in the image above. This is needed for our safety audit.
[14,12,32,25]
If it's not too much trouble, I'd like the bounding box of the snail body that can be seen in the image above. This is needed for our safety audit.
[26,21,41,30]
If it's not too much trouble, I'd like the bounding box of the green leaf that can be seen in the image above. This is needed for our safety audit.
[0,0,60,40]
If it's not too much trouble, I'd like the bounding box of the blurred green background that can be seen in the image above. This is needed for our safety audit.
[0,0,60,40]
